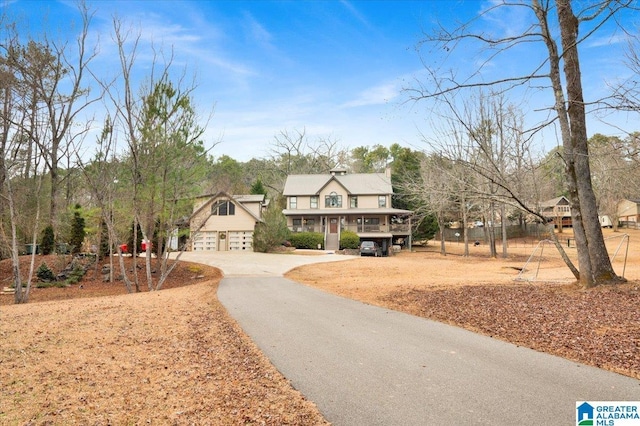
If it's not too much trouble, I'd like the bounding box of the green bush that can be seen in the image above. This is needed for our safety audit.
[36,262,56,282]
[63,266,86,285]
[289,232,324,250]
[340,230,360,249]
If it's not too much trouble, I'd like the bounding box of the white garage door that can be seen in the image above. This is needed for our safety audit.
[228,231,253,251]
[192,231,217,251]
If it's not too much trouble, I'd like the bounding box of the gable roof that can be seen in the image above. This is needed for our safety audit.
[540,195,570,208]
[189,191,264,223]
[283,172,392,196]
[233,194,268,203]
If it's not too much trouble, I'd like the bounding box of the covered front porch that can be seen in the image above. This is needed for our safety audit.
[285,210,412,253]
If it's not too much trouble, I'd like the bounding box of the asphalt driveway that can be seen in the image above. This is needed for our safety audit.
[185,251,640,425]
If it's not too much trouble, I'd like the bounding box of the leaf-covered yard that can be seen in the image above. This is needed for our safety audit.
[2,228,639,424]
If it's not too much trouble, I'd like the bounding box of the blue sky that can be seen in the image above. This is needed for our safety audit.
[3,0,638,161]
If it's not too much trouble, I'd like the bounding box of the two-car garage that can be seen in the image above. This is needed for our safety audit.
[192,230,254,251]
[189,193,266,252]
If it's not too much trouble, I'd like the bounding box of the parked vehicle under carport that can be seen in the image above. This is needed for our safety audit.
[360,241,382,257]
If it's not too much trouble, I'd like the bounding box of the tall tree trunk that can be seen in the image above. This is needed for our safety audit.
[556,0,620,287]
[501,203,508,258]
[534,0,594,286]
[49,161,58,231]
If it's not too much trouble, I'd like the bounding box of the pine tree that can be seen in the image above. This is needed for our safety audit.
[252,203,290,253]
[69,205,86,254]
[99,220,110,259]
[250,179,267,196]
[40,226,55,255]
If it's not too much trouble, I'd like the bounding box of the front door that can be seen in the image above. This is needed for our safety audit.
[218,231,227,251]
[329,218,338,234]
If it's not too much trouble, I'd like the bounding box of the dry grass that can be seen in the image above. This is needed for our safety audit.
[0,257,327,425]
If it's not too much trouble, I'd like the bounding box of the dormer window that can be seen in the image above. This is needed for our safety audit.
[325,191,342,208]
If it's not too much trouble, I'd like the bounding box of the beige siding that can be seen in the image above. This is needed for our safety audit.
[297,196,311,210]
[202,210,256,231]
[243,202,262,217]
[319,181,348,210]
[618,200,640,221]
[357,195,382,209]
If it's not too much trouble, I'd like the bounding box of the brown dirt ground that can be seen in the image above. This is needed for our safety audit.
[2,227,639,425]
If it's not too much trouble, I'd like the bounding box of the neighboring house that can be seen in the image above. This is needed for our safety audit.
[540,196,572,228]
[617,199,640,228]
[282,167,413,253]
[189,192,267,251]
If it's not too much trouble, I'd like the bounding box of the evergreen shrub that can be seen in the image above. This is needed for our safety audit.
[289,232,324,250]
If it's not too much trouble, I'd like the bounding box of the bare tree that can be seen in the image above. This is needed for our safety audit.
[401,153,458,256]
[0,19,49,303]
[407,0,627,287]
[261,128,347,194]
[588,134,640,230]
[79,117,135,293]
[13,3,99,234]
[416,86,581,275]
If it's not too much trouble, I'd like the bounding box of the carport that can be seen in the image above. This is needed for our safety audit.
[357,232,393,256]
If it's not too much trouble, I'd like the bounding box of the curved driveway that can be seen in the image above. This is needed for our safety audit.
[183,251,640,425]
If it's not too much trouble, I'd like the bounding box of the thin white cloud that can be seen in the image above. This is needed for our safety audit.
[340,81,401,108]
[242,12,275,51]
[91,7,256,80]
[339,0,371,29]
[587,33,630,48]
[479,0,535,40]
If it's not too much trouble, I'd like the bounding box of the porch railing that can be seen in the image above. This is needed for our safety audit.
[288,223,411,234]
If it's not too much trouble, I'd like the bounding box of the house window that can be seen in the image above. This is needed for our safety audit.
[212,200,235,216]
[219,202,228,216]
[292,218,302,232]
[310,196,319,209]
[378,195,387,208]
[290,196,297,209]
[325,191,342,208]
[350,196,358,208]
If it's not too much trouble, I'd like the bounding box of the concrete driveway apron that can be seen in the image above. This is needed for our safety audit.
[188,252,640,425]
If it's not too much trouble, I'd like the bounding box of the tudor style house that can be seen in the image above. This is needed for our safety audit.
[282,167,412,254]
[189,192,268,251]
